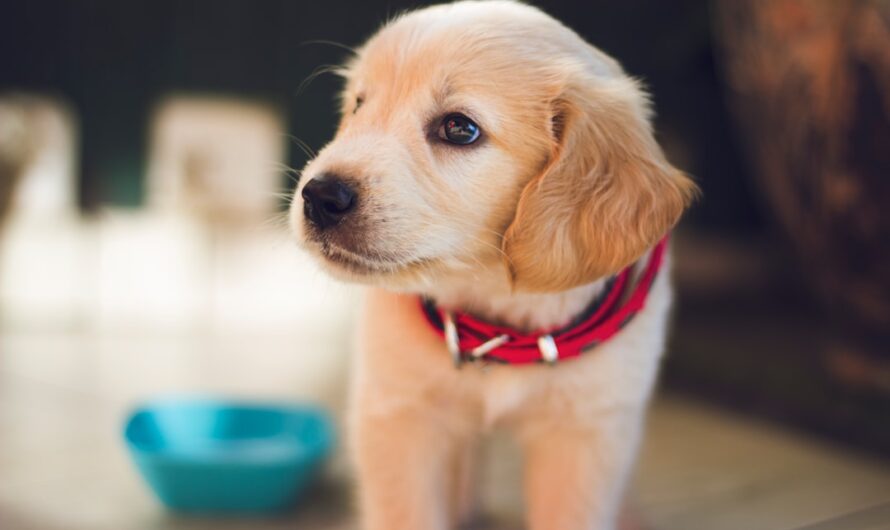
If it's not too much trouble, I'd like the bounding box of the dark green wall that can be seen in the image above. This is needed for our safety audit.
[0,0,760,232]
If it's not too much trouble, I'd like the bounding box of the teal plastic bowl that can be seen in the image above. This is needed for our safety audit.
[124,398,334,513]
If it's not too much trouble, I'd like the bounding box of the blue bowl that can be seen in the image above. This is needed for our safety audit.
[124,397,334,513]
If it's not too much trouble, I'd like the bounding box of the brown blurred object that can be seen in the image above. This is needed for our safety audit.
[0,96,38,225]
[664,1,890,457]
[715,0,890,335]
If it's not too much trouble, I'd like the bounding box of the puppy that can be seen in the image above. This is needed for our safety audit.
[290,2,697,529]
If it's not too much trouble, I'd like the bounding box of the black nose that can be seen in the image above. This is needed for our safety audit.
[301,175,357,229]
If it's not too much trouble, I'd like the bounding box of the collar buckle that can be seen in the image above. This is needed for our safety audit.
[537,334,559,365]
[442,311,463,368]
[443,311,510,368]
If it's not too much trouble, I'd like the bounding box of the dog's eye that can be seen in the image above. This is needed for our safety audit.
[439,114,480,145]
[353,96,364,114]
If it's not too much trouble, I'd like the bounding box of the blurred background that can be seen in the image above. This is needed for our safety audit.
[1,1,888,529]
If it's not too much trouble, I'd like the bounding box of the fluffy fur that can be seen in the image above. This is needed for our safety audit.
[289,2,697,528]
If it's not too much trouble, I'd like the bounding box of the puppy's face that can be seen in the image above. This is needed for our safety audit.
[291,2,696,292]
[291,3,554,289]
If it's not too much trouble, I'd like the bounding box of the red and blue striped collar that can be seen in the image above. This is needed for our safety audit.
[420,236,669,367]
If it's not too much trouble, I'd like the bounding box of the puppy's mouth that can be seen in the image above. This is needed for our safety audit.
[320,243,388,274]
[316,241,426,276]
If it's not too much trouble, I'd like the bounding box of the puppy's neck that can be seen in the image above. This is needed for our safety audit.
[424,267,607,333]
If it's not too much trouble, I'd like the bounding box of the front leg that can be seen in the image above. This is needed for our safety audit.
[452,439,480,528]
[521,412,644,530]
[352,407,460,530]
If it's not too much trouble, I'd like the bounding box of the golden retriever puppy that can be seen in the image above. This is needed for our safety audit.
[290,1,697,528]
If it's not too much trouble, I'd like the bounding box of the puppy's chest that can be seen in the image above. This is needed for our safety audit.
[454,355,615,430]
[475,368,533,428]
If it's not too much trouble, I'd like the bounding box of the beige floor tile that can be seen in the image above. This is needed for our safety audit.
[1,329,888,530]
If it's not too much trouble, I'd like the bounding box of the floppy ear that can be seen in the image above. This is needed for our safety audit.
[502,75,698,292]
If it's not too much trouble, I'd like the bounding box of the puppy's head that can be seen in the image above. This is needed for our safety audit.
[290,0,697,292]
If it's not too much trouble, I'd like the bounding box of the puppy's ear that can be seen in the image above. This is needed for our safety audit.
[502,76,698,292]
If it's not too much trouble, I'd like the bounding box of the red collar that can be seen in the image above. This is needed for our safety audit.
[420,236,669,366]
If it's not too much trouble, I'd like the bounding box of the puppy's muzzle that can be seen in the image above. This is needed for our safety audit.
[301,173,357,230]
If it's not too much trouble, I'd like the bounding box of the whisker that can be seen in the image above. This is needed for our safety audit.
[299,39,358,56]
[296,64,345,96]
[260,209,292,228]
[269,161,304,186]
[285,134,317,160]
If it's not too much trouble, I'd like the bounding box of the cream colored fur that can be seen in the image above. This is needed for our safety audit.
[289,2,696,529]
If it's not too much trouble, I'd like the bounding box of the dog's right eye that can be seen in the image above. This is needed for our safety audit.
[353,96,364,114]
[439,114,481,145]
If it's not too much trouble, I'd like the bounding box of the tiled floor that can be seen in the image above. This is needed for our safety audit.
[1,328,889,530]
